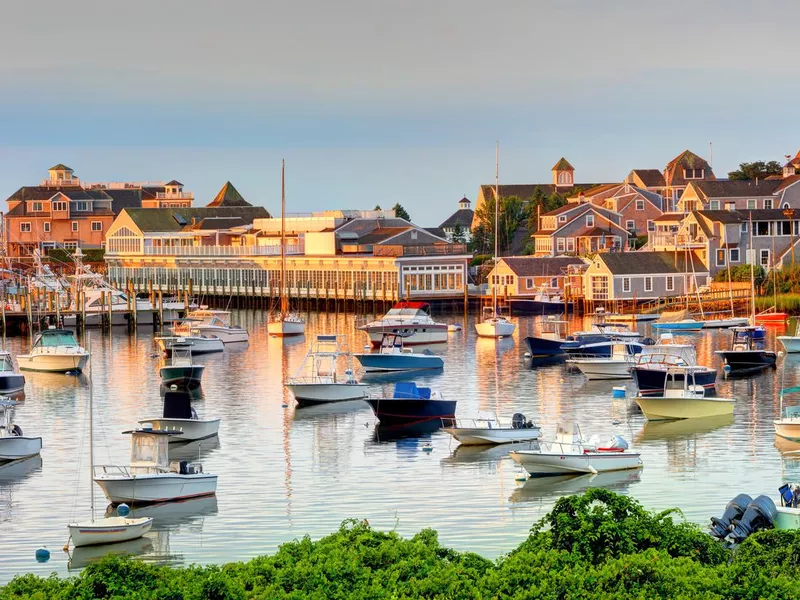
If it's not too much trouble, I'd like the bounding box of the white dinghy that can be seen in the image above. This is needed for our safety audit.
[286,335,367,405]
[442,413,541,446]
[0,399,41,461]
[139,389,220,443]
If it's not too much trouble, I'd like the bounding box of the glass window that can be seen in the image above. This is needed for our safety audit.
[636,199,644,210]
[709,200,720,210]
[764,198,773,209]
[91,221,102,232]
[43,222,50,233]
[566,238,575,252]
[557,238,565,253]
[20,222,31,232]
[729,248,740,262]
[626,220,635,231]
[759,249,770,267]
[71,221,79,232]
[647,220,655,232]
[716,249,726,266]
[586,215,595,227]
[644,277,653,292]
[622,277,631,293]
[666,276,674,291]
[740,222,748,233]
[747,199,757,209]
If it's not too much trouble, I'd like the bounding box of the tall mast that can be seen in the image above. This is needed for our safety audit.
[280,160,287,316]
[88,339,94,522]
[749,213,756,324]
[493,142,499,316]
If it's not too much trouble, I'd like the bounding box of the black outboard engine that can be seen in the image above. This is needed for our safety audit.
[710,493,752,539]
[729,495,777,543]
[779,483,800,508]
[512,413,526,430]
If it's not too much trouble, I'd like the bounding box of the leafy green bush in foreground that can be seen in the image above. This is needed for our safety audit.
[3,489,800,599]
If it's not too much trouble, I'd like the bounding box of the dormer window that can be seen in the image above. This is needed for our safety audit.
[53,201,68,212]
[684,168,704,179]
[558,215,567,224]
[32,202,43,212]
[75,201,90,211]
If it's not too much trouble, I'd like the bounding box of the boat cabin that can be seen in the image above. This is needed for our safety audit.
[33,329,80,350]
[637,340,697,368]
[730,326,767,351]
[168,345,194,367]
[189,309,232,327]
[123,428,179,472]
[0,399,21,437]
[0,352,16,373]
[392,381,433,400]
[384,302,433,321]
[663,366,706,398]
[538,318,568,341]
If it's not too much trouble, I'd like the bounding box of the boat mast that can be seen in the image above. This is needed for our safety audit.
[749,213,756,324]
[493,142,499,318]
[88,339,94,523]
[280,160,287,317]
[771,231,777,310]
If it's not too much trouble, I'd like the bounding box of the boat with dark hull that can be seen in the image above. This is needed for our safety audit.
[632,335,716,396]
[366,382,455,426]
[715,326,777,376]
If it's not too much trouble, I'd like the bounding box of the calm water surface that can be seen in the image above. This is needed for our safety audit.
[0,310,797,580]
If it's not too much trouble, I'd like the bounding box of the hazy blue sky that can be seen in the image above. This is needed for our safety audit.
[1,0,798,225]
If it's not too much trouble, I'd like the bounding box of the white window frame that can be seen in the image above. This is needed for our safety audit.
[91,221,102,232]
[709,200,720,210]
[74,201,89,212]
[20,222,31,233]
[586,214,595,227]
[741,222,748,233]
[556,238,565,253]
[71,221,79,232]
[43,222,50,233]
[626,220,635,231]
[760,249,770,267]
[729,248,740,263]
[647,220,655,232]
[644,276,653,293]
[32,201,43,212]
[622,277,631,293]
[666,276,674,292]
[764,198,773,209]
[53,201,68,212]
[558,215,567,224]
[635,199,644,210]
[747,199,757,209]
[566,237,575,252]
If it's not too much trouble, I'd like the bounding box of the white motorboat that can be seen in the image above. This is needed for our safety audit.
[566,343,634,380]
[159,345,204,387]
[184,309,249,343]
[353,333,444,372]
[0,352,25,394]
[774,385,800,441]
[634,366,734,421]
[442,413,540,446]
[68,346,153,548]
[475,311,517,339]
[94,428,218,504]
[359,302,448,346]
[286,335,367,405]
[0,399,41,461]
[778,320,800,354]
[139,389,220,443]
[17,328,89,373]
[155,332,224,356]
[509,423,642,476]
[267,312,306,337]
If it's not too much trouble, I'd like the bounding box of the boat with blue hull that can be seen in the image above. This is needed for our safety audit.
[523,318,569,359]
[631,335,717,396]
[366,382,455,426]
[353,334,443,372]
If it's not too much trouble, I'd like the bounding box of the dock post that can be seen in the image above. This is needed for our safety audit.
[25,291,33,339]
[130,280,138,330]
[1,287,6,337]
[158,290,164,327]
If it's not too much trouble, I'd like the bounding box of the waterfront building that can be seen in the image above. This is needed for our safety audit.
[439,196,473,242]
[531,203,630,256]
[105,208,470,301]
[677,180,784,212]
[565,183,665,239]
[3,164,194,257]
[485,256,587,298]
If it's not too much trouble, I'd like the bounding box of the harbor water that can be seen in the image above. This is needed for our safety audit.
[0,310,796,580]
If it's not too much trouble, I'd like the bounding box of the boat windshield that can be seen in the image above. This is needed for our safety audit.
[0,354,14,372]
[130,432,169,468]
[36,330,78,347]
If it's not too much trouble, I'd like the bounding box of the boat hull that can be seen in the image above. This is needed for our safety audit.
[286,382,368,404]
[634,396,734,420]
[94,473,218,504]
[508,298,568,315]
[137,418,220,442]
[266,320,304,338]
[475,320,516,338]
[651,320,703,331]
[352,353,444,372]
[775,507,800,530]
[778,336,800,353]
[68,516,153,548]
[17,353,88,373]
[755,313,788,324]
[774,420,800,441]
[156,337,224,356]
[523,336,566,359]
[366,398,456,426]
[159,365,205,387]
[568,359,631,380]
[0,436,42,460]
[363,327,448,347]
[715,350,777,375]
[442,426,541,445]
[701,317,750,328]
[509,450,642,475]
[632,367,717,396]
[0,372,25,394]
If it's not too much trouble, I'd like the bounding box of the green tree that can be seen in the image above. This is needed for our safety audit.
[392,203,411,221]
[728,160,783,180]
[468,223,490,254]
[373,204,381,210]
[499,196,526,254]
[451,223,466,244]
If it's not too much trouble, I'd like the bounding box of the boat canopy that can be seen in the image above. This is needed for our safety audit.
[781,386,800,396]
[123,429,176,468]
[393,382,431,399]
[163,391,193,419]
[386,302,431,317]
[36,329,78,347]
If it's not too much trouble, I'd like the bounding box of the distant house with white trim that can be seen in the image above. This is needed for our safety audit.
[531,203,630,256]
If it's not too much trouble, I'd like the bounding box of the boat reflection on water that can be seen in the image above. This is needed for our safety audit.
[371,420,442,443]
[636,414,734,443]
[0,454,42,481]
[160,383,204,401]
[774,436,800,456]
[441,442,536,466]
[475,335,515,356]
[105,495,219,530]
[292,399,371,421]
[509,468,642,505]
[68,535,155,571]
[167,435,221,462]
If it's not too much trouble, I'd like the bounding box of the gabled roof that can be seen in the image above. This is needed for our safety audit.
[775,174,800,193]
[628,169,665,188]
[552,157,574,171]
[692,179,781,199]
[188,217,248,231]
[598,251,706,275]
[123,206,270,232]
[103,188,143,213]
[5,187,114,216]
[652,212,684,222]
[425,227,448,239]
[664,150,714,186]
[379,228,449,246]
[207,181,252,207]
[439,207,474,229]
[48,164,72,171]
[498,256,586,277]
[695,209,795,224]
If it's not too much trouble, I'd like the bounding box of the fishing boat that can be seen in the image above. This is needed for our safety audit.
[631,334,716,396]
[94,428,218,504]
[17,328,89,373]
[184,310,249,344]
[359,302,448,347]
[572,309,642,340]
[777,319,800,353]
[774,386,800,441]
[286,335,368,405]
[159,345,204,387]
[365,382,456,426]
[353,333,444,372]
[776,484,800,531]
[0,352,25,394]
[651,309,703,331]
[155,332,224,356]
[267,160,306,338]
[475,143,517,340]
[139,389,220,442]
[509,423,642,476]
[562,337,649,359]
[0,399,41,461]
[715,326,777,375]
[523,317,569,360]
[634,366,734,421]
[566,343,634,380]
[441,413,540,445]
[67,345,153,548]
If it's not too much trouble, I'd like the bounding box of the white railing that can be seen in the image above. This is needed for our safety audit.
[140,243,305,257]
[155,191,193,199]
[40,178,80,187]
[649,234,706,248]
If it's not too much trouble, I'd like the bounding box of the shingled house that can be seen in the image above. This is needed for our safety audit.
[439,196,474,242]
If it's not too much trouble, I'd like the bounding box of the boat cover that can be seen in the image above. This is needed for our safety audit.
[163,391,193,419]
[393,382,431,399]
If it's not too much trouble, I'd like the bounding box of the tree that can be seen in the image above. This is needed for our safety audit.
[499,196,526,254]
[468,223,490,255]
[728,161,783,181]
[374,204,382,211]
[451,223,466,244]
[392,203,411,221]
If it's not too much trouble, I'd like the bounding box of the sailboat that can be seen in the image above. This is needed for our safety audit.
[67,343,153,548]
[700,247,748,328]
[475,143,516,339]
[268,160,306,337]
[755,233,788,325]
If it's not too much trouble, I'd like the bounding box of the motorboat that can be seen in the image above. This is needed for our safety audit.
[359,302,448,347]
[508,287,567,315]
[475,306,517,339]
[650,309,703,332]
[63,285,155,327]
[778,319,800,354]
[776,483,800,531]
[566,343,634,380]
[159,296,199,323]
[774,385,800,441]
[634,366,734,421]
[562,338,649,359]
[155,331,224,356]
[285,334,368,405]
[17,328,89,373]
[604,313,661,323]
[159,345,204,387]
[365,382,456,426]
[0,399,41,461]
[572,322,641,340]
[0,352,25,394]
[715,326,777,376]
[185,309,249,343]
[94,428,218,504]
[139,389,220,443]
[353,333,444,372]
[441,413,540,445]
[523,317,569,360]
[509,422,642,476]
[631,334,716,396]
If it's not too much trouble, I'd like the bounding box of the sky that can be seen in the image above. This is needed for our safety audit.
[1,0,798,225]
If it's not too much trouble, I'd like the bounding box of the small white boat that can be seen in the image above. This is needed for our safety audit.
[267,312,306,337]
[509,423,642,476]
[359,302,448,346]
[651,309,703,332]
[475,312,517,338]
[94,428,217,504]
[442,413,540,445]
[353,333,444,372]
[634,366,734,421]
[286,335,368,405]
[159,345,204,387]
[778,320,800,353]
[566,343,634,380]
[774,385,800,441]
[185,309,249,343]
[701,316,750,329]
[0,399,41,461]
[0,352,25,394]
[139,389,220,442]
[156,334,224,356]
[17,328,89,373]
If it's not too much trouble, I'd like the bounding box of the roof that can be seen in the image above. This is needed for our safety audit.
[165,180,183,187]
[424,227,447,239]
[123,206,270,232]
[552,157,574,171]
[599,251,706,275]
[380,228,448,246]
[190,217,248,230]
[479,183,610,201]
[103,188,143,213]
[207,181,252,207]
[5,187,115,217]
[48,164,72,172]
[664,150,714,186]
[695,209,797,224]
[652,212,684,222]
[356,227,411,244]
[499,256,585,277]
[582,227,623,237]
[775,174,800,193]
[630,185,664,208]
[692,180,782,198]
[459,196,471,205]
[439,207,474,229]
[629,169,665,188]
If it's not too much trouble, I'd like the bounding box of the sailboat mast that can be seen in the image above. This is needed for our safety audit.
[88,339,94,521]
[749,213,756,324]
[280,160,287,316]
[493,142,499,316]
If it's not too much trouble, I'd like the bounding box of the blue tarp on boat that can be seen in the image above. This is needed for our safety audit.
[393,382,431,399]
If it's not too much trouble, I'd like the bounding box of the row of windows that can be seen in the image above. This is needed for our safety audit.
[708,198,781,210]
[19,221,102,233]
[620,276,674,294]
[404,273,463,292]
[403,265,461,272]
[28,200,90,212]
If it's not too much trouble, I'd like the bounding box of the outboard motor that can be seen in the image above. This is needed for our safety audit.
[710,493,752,539]
[641,337,656,346]
[512,413,526,430]
[729,495,777,543]
[779,483,800,508]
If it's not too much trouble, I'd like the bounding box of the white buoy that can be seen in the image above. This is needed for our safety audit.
[524,352,532,358]
[422,444,433,453]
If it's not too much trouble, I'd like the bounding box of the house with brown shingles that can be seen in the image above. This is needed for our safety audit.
[677,180,784,212]
[622,150,715,213]
[532,203,630,256]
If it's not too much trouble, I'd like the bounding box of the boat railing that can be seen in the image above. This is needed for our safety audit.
[441,417,540,430]
[94,464,172,477]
